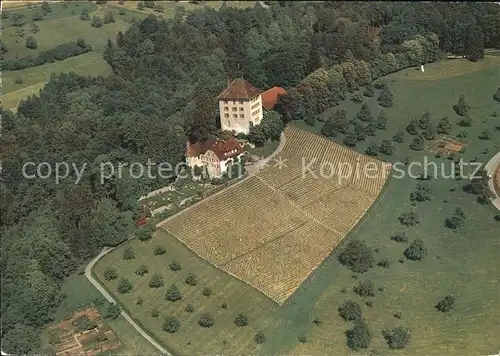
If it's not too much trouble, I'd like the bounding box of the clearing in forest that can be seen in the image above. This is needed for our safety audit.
[158,126,391,304]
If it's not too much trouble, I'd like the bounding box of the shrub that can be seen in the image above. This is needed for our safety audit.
[354,280,375,297]
[117,278,133,293]
[136,297,144,305]
[137,222,155,241]
[169,260,181,271]
[479,130,491,140]
[149,273,164,288]
[445,207,466,230]
[221,302,228,309]
[391,232,408,243]
[404,239,427,261]
[153,245,166,255]
[346,321,372,351]
[25,36,37,49]
[338,300,362,322]
[398,212,419,226]
[91,16,103,28]
[202,287,212,297]
[435,294,455,312]
[494,88,500,102]
[312,318,321,326]
[383,327,411,349]
[185,272,197,286]
[338,240,375,273]
[377,87,393,107]
[103,12,115,24]
[234,313,249,327]
[298,335,307,343]
[198,313,214,328]
[185,304,194,313]
[104,267,118,280]
[123,247,135,260]
[377,257,391,268]
[163,316,180,333]
[457,115,472,127]
[255,331,266,344]
[103,303,121,320]
[14,76,23,84]
[165,284,182,302]
[393,131,405,143]
[135,264,148,276]
[151,308,159,318]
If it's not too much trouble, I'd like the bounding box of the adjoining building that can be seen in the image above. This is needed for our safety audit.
[261,86,287,111]
[185,137,244,179]
[217,79,263,134]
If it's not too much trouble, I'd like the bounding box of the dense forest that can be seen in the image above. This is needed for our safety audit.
[1,2,500,353]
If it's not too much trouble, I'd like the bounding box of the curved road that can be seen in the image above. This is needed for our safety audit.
[85,246,170,356]
[485,151,500,211]
[85,133,286,354]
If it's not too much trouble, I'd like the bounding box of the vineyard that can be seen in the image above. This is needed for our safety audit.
[158,126,391,304]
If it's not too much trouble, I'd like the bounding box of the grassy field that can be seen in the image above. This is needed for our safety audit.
[94,58,500,355]
[2,52,112,111]
[48,274,159,355]
[2,1,141,110]
[94,229,281,355]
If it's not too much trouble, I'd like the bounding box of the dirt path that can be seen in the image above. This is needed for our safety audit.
[85,247,171,356]
[485,151,500,211]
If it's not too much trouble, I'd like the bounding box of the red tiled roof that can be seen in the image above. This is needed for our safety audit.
[261,86,287,111]
[186,138,244,160]
[217,79,262,100]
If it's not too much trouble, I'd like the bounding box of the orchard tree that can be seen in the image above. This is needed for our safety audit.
[422,124,436,140]
[153,245,166,255]
[410,182,433,202]
[104,267,118,281]
[338,300,362,322]
[185,272,197,286]
[437,117,452,134]
[92,16,103,28]
[149,273,164,288]
[255,331,266,344]
[117,278,133,293]
[163,316,180,333]
[234,313,249,327]
[376,111,388,130]
[198,313,214,328]
[418,112,432,130]
[399,212,420,226]
[404,239,428,261]
[494,88,500,102]
[363,85,375,97]
[383,327,411,349]
[393,131,405,143]
[104,12,115,24]
[391,232,408,243]
[338,240,375,273]
[365,142,379,157]
[80,9,90,20]
[354,280,375,297]
[135,264,148,276]
[377,87,394,107]
[165,284,182,302]
[123,247,135,260]
[380,140,395,155]
[453,94,469,116]
[406,119,419,135]
[435,294,456,313]
[446,207,466,230]
[343,135,357,147]
[457,115,472,127]
[357,103,373,122]
[346,321,372,351]
[409,135,425,151]
[25,36,38,49]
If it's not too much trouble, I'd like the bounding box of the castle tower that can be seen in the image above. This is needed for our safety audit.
[217,79,263,134]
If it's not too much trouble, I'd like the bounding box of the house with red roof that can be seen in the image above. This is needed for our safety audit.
[185,137,244,178]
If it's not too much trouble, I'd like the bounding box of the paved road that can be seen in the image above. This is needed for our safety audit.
[85,247,171,356]
[485,151,500,211]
